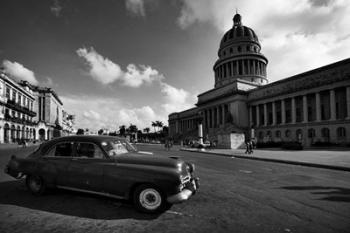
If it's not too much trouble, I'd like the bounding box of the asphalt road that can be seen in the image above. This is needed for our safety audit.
[0,144,349,233]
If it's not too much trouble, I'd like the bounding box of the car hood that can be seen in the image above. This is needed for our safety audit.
[116,152,184,169]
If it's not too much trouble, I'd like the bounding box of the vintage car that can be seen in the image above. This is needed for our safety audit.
[5,135,199,213]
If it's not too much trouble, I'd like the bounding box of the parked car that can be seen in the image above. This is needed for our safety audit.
[5,135,199,214]
[191,140,211,149]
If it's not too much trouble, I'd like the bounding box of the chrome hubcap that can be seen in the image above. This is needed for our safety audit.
[29,176,42,192]
[139,188,161,210]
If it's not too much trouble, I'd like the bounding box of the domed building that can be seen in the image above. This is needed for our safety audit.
[214,13,268,88]
[169,13,350,149]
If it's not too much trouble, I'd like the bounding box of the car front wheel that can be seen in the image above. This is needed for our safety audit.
[26,175,46,195]
[133,184,171,214]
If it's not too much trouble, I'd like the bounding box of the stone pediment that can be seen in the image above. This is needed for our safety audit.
[197,80,257,105]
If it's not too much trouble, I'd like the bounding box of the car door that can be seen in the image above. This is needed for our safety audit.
[38,141,73,186]
[65,142,113,193]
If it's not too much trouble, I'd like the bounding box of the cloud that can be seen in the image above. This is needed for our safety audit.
[50,0,63,17]
[76,47,123,85]
[61,95,160,131]
[123,64,164,87]
[2,60,39,85]
[125,0,146,17]
[160,82,196,114]
[76,47,163,87]
[177,0,350,82]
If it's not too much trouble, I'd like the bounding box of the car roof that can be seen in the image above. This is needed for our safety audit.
[39,135,127,154]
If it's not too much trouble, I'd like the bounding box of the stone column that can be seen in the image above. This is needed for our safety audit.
[347,86,350,119]
[231,62,234,77]
[216,106,220,127]
[291,97,296,124]
[249,106,253,127]
[211,108,215,128]
[222,105,225,125]
[263,103,268,126]
[253,60,256,75]
[256,105,260,126]
[303,95,308,123]
[236,60,239,75]
[281,99,286,124]
[330,89,336,121]
[315,92,321,122]
[272,102,276,125]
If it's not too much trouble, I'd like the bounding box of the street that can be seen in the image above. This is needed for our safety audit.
[0,144,349,233]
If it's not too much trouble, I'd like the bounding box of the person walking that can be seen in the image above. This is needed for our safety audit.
[245,139,249,154]
[248,140,254,154]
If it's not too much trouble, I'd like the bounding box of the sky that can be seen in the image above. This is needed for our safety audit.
[1,0,349,132]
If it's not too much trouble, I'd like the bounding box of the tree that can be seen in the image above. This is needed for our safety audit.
[156,121,163,131]
[128,124,138,134]
[76,128,84,135]
[119,125,126,136]
[97,129,104,135]
[143,127,150,134]
[162,126,169,134]
[151,121,157,132]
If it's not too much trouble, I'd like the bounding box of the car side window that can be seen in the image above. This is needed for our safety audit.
[76,142,105,159]
[46,142,73,157]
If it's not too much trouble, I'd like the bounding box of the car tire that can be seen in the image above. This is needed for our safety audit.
[133,184,171,214]
[26,175,46,195]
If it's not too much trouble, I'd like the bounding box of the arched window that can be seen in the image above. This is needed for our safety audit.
[230,48,233,54]
[308,128,315,138]
[285,130,291,138]
[275,130,281,138]
[246,46,250,52]
[258,131,264,139]
[237,46,242,53]
[337,127,346,138]
[321,128,330,137]
[296,129,303,141]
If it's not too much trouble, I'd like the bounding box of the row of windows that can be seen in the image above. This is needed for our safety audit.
[258,127,347,139]
[221,45,260,57]
[5,85,34,110]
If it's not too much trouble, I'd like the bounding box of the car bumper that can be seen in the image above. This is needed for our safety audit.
[167,177,199,204]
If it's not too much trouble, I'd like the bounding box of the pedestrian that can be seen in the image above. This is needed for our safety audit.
[248,140,254,154]
[245,139,249,154]
[164,140,169,151]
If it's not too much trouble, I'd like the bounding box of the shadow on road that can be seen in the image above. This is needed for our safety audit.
[281,186,350,203]
[0,179,161,220]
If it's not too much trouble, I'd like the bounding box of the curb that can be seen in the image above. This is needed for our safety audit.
[180,148,350,172]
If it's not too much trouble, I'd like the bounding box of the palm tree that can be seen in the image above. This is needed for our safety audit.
[151,121,157,132]
[143,127,150,134]
[156,121,163,132]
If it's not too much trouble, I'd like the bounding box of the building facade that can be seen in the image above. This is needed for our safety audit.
[168,13,350,148]
[0,72,37,143]
[0,71,75,143]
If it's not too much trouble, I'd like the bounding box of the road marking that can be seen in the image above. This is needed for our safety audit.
[239,170,252,174]
[166,210,193,217]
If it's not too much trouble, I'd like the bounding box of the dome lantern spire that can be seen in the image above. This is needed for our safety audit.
[233,11,242,27]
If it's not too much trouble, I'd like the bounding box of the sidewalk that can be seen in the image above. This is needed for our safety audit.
[181,147,350,172]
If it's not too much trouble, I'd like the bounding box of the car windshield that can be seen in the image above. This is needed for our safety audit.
[101,139,137,157]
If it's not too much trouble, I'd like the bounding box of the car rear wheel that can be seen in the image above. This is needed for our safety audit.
[26,175,46,195]
[133,184,171,214]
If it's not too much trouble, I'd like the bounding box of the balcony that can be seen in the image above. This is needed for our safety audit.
[6,99,36,117]
[4,114,37,126]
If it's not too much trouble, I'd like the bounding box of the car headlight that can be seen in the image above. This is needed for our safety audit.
[186,163,195,173]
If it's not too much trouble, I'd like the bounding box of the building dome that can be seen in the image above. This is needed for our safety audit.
[213,13,268,88]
